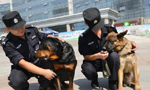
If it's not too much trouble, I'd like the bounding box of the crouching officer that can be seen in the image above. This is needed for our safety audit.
[78,8,138,90]
[1,11,64,90]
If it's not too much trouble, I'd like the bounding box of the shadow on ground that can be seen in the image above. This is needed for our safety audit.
[29,83,70,90]
[74,78,109,90]
[74,78,135,90]
[29,83,39,90]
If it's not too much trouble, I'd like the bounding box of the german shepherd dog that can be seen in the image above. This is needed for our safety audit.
[36,37,77,90]
[103,28,141,90]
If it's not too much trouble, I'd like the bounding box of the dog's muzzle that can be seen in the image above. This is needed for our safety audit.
[103,42,116,52]
[39,55,49,61]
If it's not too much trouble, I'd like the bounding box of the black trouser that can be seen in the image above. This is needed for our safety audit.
[81,51,120,82]
[8,60,54,90]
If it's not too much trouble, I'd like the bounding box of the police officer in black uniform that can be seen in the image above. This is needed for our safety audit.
[78,8,138,90]
[1,11,64,90]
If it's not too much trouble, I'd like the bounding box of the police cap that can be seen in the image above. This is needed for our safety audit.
[83,8,104,31]
[2,11,26,30]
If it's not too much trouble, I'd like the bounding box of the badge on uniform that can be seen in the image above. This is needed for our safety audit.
[31,35,36,39]
[1,41,6,45]
[16,44,22,49]
[88,41,94,45]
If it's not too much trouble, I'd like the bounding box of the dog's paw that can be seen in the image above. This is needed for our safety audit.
[118,87,123,90]
[123,83,127,87]
[61,81,69,88]
[135,85,142,90]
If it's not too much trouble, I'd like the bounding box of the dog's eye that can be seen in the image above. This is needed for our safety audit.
[109,40,114,44]
[109,40,117,44]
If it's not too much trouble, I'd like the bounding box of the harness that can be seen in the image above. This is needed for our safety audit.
[118,41,135,56]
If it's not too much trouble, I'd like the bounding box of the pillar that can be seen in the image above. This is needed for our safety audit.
[66,24,71,32]
[104,18,109,24]
[68,0,74,15]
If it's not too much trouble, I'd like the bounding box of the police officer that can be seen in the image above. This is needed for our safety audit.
[1,11,64,90]
[78,8,138,90]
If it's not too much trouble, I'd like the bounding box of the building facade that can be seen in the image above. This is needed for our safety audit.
[0,3,10,34]
[73,0,149,26]
[12,0,69,22]
[1,0,150,33]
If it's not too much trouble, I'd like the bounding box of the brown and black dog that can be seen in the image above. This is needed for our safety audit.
[103,28,141,90]
[36,37,77,90]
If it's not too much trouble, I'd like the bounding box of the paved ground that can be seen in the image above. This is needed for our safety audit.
[0,35,150,90]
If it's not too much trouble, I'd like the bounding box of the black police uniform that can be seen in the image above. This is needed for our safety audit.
[78,25,120,83]
[2,25,53,90]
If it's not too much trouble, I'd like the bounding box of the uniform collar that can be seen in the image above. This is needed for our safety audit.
[25,28,31,34]
[7,33,19,42]
[101,26,109,34]
[7,30,29,42]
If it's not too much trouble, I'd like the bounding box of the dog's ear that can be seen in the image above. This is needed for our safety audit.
[53,38,63,47]
[46,45,51,51]
[117,30,128,39]
[108,27,112,33]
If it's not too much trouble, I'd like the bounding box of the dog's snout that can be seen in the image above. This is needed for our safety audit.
[103,42,116,52]
[40,55,49,60]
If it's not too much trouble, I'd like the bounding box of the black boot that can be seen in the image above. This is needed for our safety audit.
[91,79,100,89]
[109,80,118,90]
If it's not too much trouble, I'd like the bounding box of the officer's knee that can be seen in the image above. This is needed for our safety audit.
[9,77,29,89]
[38,76,52,88]
[81,63,97,80]
[109,51,120,64]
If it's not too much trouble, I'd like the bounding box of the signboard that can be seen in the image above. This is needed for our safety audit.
[124,22,129,26]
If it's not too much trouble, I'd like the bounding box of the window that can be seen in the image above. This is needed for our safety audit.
[43,3,48,6]
[85,1,90,5]
[28,6,32,10]
[76,4,80,8]
[95,0,100,2]
[119,6,125,11]
[44,11,48,14]
[29,15,32,18]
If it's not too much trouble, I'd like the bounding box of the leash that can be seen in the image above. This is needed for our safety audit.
[100,50,111,78]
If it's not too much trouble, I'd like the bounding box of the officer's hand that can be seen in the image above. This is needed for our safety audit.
[99,51,109,60]
[42,69,57,80]
[56,37,65,42]
[47,34,65,42]
[131,41,138,51]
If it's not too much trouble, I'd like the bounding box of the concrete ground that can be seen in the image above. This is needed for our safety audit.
[0,35,150,90]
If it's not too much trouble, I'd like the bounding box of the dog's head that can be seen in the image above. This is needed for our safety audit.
[36,37,63,61]
[103,27,128,52]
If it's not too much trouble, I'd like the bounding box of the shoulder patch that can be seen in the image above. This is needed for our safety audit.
[1,37,9,46]
[79,34,83,37]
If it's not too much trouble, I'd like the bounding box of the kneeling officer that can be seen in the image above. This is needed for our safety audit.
[1,11,64,90]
